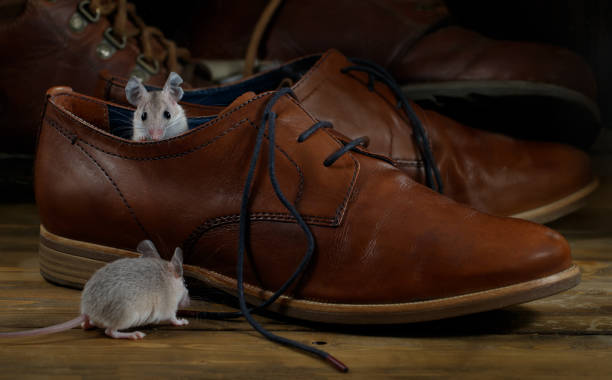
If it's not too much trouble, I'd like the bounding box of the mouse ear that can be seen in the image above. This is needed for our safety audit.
[136,240,161,259]
[163,72,184,102]
[125,76,148,106]
[171,247,184,278]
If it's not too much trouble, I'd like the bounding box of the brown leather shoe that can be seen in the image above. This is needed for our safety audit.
[175,0,600,148]
[98,50,598,223]
[0,0,209,155]
[36,85,579,325]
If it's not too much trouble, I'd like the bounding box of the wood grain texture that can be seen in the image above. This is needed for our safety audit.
[0,177,610,378]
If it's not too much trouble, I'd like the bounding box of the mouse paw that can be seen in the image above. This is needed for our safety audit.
[170,317,189,326]
[105,328,146,340]
[81,316,96,330]
[129,331,146,340]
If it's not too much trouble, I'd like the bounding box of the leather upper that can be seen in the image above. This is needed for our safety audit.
[98,50,595,217]
[36,87,573,304]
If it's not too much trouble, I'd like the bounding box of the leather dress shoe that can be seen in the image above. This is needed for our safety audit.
[36,85,579,325]
[177,0,600,148]
[98,50,598,223]
[0,0,209,155]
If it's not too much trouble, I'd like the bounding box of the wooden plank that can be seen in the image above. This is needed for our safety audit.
[1,259,611,334]
[0,331,611,379]
[0,203,39,226]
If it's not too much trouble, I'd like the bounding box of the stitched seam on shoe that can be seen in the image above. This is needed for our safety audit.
[183,155,358,254]
[45,119,149,238]
[182,213,335,254]
[45,116,244,160]
[78,120,245,161]
[49,92,271,146]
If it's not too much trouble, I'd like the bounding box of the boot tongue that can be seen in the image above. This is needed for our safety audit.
[219,91,258,113]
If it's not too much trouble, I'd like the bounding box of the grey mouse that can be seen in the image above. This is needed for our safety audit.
[1,240,190,340]
[126,72,189,141]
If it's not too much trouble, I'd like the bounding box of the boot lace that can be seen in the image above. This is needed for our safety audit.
[187,88,363,372]
[86,0,190,74]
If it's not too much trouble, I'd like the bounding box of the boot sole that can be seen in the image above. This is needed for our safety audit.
[39,225,581,324]
[510,178,599,224]
[402,80,601,149]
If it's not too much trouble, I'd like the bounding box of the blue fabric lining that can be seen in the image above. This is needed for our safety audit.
[149,55,321,106]
[107,105,214,139]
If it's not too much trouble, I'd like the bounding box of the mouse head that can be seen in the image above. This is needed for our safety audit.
[136,240,189,307]
[125,72,185,140]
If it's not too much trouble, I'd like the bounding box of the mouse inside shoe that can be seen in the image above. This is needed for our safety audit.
[109,54,321,138]
[107,106,216,139]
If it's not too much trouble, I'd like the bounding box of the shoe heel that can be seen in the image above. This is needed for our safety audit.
[38,225,136,289]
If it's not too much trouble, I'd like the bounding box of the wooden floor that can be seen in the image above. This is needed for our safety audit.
[1,167,611,378]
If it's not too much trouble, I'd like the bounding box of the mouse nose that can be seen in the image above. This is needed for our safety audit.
[150,128,164,140]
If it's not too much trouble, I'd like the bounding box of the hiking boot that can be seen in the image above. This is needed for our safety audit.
[0,0,209,155]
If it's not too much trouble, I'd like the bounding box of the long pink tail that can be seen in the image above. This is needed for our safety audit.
[0,315,85,338]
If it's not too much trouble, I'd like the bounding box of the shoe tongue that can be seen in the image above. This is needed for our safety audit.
[220,91,258,113]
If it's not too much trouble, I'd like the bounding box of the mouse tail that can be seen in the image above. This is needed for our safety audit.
[0,315,85,338]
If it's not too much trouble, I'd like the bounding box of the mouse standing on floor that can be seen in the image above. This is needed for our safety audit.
[1,240,190,340]
[126,72,189,141]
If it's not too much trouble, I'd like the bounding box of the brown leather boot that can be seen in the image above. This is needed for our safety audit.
[173,0,600,148]
[36,85,579,327]
[0,0,209,155]
[98,50,598,223]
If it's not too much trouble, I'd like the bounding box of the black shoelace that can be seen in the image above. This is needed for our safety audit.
[340,58,444,193]
[185,87,368,372]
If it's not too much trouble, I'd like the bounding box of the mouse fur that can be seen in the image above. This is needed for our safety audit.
[126,72,188,141]
[1,241,190,340]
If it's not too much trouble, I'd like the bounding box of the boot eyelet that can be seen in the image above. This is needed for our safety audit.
[136,54,160,75]
[77,0,100,23]
[104,27,127,50]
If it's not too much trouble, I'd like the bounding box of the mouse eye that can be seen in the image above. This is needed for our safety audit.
[164,110,171,119]
[141,112,147,121]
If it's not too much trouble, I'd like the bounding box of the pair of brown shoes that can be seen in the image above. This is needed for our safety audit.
[1,0,597,370]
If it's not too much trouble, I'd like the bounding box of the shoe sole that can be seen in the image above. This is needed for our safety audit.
[402,80,601,149]
[39,225,581,324]
[510,178,599,224]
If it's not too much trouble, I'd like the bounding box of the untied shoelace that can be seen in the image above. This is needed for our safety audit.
[186,88,367,372]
